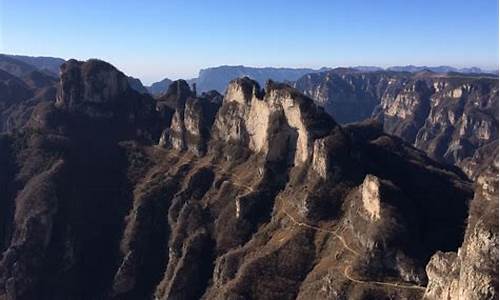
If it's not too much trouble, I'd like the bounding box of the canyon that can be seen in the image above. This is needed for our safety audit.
[295,69,499,176]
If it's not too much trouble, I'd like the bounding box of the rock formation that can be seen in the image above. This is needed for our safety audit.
[361,175,381,221]
[160,85,222,155]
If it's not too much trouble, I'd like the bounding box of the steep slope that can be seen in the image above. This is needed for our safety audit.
[0,58,478,300]
[424,144,498,299]
[294,69,499,174]
[0,69,57,132]
[0,55,39,78]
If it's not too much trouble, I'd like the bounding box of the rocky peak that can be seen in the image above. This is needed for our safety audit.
[161,79,194,109]
[51,59,161,142]
[56,59,130,110]
[161,76,338,167]
[159,80,222,155]
[223,76,264,104]
[213,77,336,166]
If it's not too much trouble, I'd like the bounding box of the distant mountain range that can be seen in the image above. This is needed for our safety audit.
[6,54,65,76]
[150,65,497,95]
[386,65,496,74]
[0,54,65,78]
[353,65,497,74]
[187,65,331,93]
[1,53,496,97]
[147,78,173,96]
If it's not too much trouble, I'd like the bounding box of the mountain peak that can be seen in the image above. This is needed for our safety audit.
[56,59,130,109]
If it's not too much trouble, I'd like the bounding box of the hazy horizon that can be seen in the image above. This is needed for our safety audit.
[2,0,498,84]
[3,52,500,86]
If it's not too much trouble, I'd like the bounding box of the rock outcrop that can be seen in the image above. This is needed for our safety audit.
[361,175,381,221]
[157,80,222,155]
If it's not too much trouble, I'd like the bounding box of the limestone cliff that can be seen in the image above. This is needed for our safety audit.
[212,77,335,166]
[295,69,499,175]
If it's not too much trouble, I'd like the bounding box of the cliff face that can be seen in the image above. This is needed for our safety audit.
[211,78,335,166]
[424,152,498,300]
[0,60,490,300]
[295,70,499,175]
[160,86,222,156]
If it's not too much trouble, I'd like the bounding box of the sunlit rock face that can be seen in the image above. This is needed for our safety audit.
[213,77,335,165]
[157,79,222,156]
[157,80,194,148]
[171,90,222,155]
[361,175,381,221]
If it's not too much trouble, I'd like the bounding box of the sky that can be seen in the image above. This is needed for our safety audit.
[1,0,498,85]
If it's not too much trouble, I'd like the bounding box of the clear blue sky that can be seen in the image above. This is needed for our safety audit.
[1,0,498,84]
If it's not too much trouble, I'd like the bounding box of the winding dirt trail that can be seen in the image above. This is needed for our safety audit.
[158,159,427,292]
[230,175,427,292]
